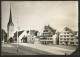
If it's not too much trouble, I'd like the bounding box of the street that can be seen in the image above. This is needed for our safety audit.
[1,43,76,55]
[1,43,54,55]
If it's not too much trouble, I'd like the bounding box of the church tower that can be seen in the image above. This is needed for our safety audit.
[7,6,14,42]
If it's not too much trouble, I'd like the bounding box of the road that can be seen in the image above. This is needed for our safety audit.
[1,43,54,55]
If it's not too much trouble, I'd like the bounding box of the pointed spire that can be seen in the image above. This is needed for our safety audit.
[8,3,14,25]
[9,3,12,23]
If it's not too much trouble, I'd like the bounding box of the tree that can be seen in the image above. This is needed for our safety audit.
[35,31,38,36]
[9,37,14,43]
[1,29,7,42]
[27,30,29,33]
[22,36,27,43]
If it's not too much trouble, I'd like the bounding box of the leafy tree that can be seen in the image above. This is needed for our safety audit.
[9,37,14,43]
[35,31,38,36]
[1,29,7,42]
[27,30,29,33]
[22,36,27,43]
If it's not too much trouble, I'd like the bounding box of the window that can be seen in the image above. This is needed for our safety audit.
[71,39,73,40]
[64,36,66,37]
[48,35,51,37]
[46,30,48,32]
[48,32,51,34]
[60,42,62,43]
[43,30,45,32]
[76,37,78,39]
[67,32,69,34]
[70,42,74,44]
[67,36,69,37]
[71,35,74,37]
[67,39,69,40]
[64,39,66,40]
[60,39,62,40]
[44,30,48,32]
[76,42,78,44]
[60,36,62,37]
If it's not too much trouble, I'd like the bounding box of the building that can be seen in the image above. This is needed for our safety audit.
[59,27,78,46]
[13,30,24,42]
[7,7,14,42]
[13,30,38,43]
[34,36,40,44]
[39,25,57,44]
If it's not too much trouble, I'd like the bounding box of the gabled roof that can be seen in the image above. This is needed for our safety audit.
[45,25,56,34]
[64,27,76,35]
[13,30,24,37]
[49,26,56,33]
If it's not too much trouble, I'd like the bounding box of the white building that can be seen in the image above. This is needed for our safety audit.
[39,25,58,44]
[34,36,40,44]
[14,30,39,43]
[59,27,78,46]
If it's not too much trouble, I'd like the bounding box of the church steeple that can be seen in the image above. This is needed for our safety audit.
[8,5,14,26]
[7,3,14,42]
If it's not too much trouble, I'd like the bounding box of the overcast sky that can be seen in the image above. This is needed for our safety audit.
[1,1,78,33]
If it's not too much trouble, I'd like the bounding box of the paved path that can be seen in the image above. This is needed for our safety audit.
[16,43,75,55]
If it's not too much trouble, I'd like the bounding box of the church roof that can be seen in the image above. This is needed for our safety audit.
[13,30,24,37]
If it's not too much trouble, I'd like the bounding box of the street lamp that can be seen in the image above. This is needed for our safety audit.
[17,29,19,52]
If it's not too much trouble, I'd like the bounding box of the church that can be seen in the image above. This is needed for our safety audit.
[7,6,14,42]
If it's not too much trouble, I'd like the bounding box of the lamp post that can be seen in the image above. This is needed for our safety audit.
[17,29,19,52]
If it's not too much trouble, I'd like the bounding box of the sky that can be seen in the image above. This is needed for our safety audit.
[1,1,78,33]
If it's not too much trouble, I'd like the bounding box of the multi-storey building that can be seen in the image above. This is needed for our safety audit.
[39,25,58,44]
[59,27,78,46]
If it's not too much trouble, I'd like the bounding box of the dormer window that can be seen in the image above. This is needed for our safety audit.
[43,30,48,32]
[65,27,68,31]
